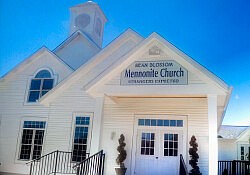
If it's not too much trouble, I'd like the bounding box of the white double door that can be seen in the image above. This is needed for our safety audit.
[135,129,183,175]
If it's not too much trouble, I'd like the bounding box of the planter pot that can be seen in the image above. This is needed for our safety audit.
[115,167,127,175]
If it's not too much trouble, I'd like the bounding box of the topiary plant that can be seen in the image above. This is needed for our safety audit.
[116,134,127,167]
[189,135,202,175]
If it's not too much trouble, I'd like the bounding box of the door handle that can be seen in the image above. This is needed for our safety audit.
[156,157,158,159]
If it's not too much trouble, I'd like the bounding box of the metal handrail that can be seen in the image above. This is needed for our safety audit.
[73,150,104,168]
[26,150,58,164]
[180,154,188,175]
[26,150,90,175]
[73,150,105,175]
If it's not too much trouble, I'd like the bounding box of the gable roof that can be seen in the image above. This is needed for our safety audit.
[218,125,250,139]
[54,30,101,56]
[53,30,101,70]
[81,32,232,128]
[0,46,73,80]
[40,28,144,105]
[40,29,232,125]
[85,32,231,93]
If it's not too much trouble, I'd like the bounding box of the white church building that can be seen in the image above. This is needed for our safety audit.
[0,1,232,175]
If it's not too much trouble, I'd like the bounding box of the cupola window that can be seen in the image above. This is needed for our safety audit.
[95,18,102,36]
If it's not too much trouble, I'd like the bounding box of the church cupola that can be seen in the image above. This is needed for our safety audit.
[69,1,107,48]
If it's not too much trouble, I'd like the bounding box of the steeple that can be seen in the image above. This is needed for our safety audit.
[69,1,107,48]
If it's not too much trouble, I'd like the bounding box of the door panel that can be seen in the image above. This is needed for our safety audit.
[135,130,182,175]
[135,131,159,175]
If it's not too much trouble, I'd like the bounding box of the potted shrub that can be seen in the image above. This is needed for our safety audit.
[115,134,127,175]
[189,135,202,175]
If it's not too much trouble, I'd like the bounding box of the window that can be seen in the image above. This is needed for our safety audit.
[138,119,183,127]
[19,121,46,160]
[140,132,155,155]
[72,116,90,162]
[241,146,245,160]
[75,14,90,29]
[164,133,178,156]
[95,18,102,36]
[27,70,54,102]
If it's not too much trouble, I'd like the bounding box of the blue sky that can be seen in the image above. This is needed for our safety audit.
[0,0,249,125]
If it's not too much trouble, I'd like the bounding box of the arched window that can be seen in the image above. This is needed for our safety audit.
[27,69,54,102]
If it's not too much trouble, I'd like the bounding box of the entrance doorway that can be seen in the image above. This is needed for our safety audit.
[133,116,186,175]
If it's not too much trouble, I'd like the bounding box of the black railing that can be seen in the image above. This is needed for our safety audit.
[26,150,89,175]
[74,150,105,175]
[218,160,250,175]
[180,154,188,175]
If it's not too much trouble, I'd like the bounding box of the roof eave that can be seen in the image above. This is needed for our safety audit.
[219,87,233,127]
[53,30,101,55]
[40,29,144,106]
[1,46,73,81]
[85,32,231,96]
[149,32,230,92]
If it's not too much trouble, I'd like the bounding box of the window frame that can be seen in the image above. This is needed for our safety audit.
[70,113,93,162]
[132,114,187,173]
[16,117,47,163]
[163,133,179,157]
[24,68,57,105]
[238,144,250,160]
[140,132,155,156]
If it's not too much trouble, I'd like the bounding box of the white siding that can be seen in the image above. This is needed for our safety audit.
[0,35,142,174]
[44,88,96,153]
[218,139,237,160]
[0,31,228,175]
[42,36,140,153]
[0,51,72,174]
[101,97,209,175]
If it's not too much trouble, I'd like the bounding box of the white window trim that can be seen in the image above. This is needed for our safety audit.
[237,143,250,160]
[23,67,58,106]
[15,116,48,164]
[69,112,93,161]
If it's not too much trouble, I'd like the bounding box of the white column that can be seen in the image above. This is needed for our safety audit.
[207,95,218,175]
[90,96,104,154]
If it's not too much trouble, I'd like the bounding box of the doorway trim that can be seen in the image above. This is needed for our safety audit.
[131,114,188,175]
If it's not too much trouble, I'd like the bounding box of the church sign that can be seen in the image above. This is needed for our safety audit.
[121,60,188,85]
